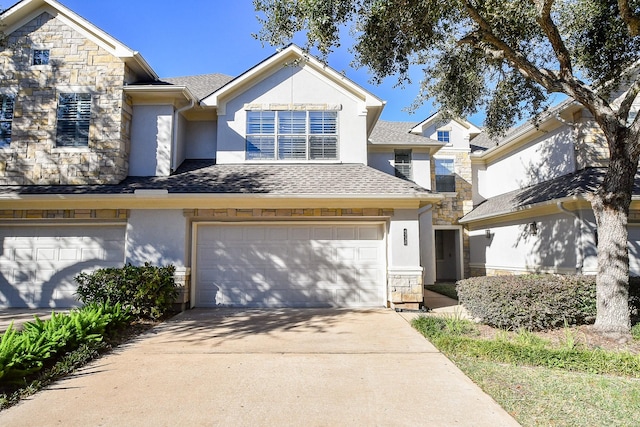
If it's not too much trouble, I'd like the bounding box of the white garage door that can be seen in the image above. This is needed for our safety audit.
[195,223,386,308]
[0,225,126,308]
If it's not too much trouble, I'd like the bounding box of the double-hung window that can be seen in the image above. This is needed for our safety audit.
[0,95,15,148]
[56,93,91,147]
[435,158,456,192]
[394,149,412,180]
[246,110,338,160]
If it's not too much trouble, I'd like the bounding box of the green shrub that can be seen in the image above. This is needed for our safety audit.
[456,275,597,331]
[75,263,178,319]
[0,303,132,385]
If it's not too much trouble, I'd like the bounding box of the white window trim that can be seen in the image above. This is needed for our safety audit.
[245,110,339,161]
[30,45,52,69]
[434,156,457,194]
[55,92,92,148]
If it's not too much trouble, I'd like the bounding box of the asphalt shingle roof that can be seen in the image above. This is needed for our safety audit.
[461,168,640,222]
[369,120,440,145]
[0,161,433,197]
[161,74,234,100]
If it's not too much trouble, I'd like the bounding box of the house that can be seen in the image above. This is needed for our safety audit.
[460,96,640,277]
[0,0,481,310]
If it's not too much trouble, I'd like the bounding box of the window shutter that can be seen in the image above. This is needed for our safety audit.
[56,93,91,147]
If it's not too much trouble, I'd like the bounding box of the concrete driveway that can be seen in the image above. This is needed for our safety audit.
[0,308,519,426]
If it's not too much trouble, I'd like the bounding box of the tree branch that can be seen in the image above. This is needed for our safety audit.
[618,77,640,122]
[461,1,563,92]
[532,0,573,78]
[618,0,640,36]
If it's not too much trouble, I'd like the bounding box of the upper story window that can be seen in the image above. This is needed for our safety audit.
[437,130,450,144]
[0,94,15,148]
[33,49,50,65]
[435,158,455,192]
[246,110,338,160]
[394,149,412,180]
[56,93,91,147]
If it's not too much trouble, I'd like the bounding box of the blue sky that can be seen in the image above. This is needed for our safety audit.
[39,0,483,125]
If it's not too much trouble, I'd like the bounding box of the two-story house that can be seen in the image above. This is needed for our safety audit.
[368,115,480,285]
[1,0,481,310]
[460,96,640,277]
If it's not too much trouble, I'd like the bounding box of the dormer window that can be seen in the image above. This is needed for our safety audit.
[246,110,338,161]
[437,130,450,144]
[33,49,50,65]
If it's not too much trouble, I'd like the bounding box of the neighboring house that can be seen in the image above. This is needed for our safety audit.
[460,95,640,277]
[1,0,465,310]
[369,116,480,285]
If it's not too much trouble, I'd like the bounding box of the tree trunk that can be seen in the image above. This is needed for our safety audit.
[591,149,634,334]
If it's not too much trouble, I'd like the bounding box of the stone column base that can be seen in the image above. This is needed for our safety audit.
[172,267,191,312]
[388,267,424,310]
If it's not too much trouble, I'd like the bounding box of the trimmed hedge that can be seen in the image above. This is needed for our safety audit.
[75,263,178,320]
[456,275,597,331]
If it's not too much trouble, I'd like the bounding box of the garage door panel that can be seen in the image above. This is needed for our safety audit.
[0,225,126,308]
[196,223,385,308]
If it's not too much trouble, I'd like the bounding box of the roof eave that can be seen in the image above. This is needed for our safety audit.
[0,191,443,210]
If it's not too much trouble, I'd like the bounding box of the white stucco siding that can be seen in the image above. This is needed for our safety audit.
[628,225,640,276]
[478,126,576,199]
[388,209,422,267]
[368,151,395,176]
[125,210,187,268]
[129,105,174,177]
[420,119,470,150]
[185,120,217,159]
[174,113,188,169]
[217,65,367,164]
[470,214,579,274]
[419,209,436,285]
[368,150,431,189]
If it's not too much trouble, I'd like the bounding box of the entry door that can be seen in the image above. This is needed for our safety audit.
[435,229,460,282]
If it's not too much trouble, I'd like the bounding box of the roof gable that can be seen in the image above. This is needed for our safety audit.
[200,44,385,133]
[1,0,157,80]
[410,112,481,136]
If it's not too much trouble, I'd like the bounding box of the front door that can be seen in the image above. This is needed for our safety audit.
[435,229,460,282]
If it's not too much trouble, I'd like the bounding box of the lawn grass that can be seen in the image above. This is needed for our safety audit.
[412,316,640,426]
[424,282,458,300]
[456,358,640,427]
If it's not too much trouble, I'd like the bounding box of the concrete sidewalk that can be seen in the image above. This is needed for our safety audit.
[0,308,518,426]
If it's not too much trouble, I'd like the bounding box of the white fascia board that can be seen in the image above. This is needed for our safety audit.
[0,192,443,210]
[123,85,197,104]
[459,195,584,224]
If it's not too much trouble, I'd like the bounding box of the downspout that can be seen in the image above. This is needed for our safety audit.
[170,98,195,173]
[557,201,584,273]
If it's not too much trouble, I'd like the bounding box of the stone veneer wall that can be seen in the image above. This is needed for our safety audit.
[0,209,128,220]
[431,150,473,278]
[0,12,130,185]
[573,109,609,170]
[184,208,395,218]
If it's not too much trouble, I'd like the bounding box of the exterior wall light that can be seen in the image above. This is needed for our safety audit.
[529,222,538,236]
[485,229,492,239]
